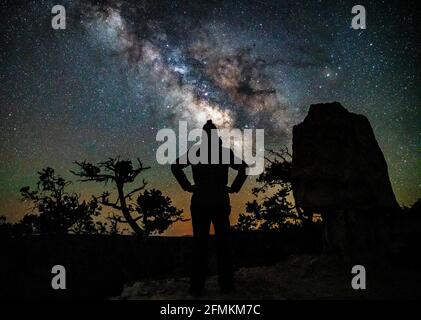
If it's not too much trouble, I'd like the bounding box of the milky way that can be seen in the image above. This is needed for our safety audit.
[78,0,293,138]
[0,0,419,233]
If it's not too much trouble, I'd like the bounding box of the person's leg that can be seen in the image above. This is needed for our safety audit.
[212,206,234,292]
[190,206,211,295]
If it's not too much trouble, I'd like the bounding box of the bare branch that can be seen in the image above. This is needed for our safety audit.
[70,160,116,182]
[125,180,148,199]
[109,215,142,223]
[108,215,126,223]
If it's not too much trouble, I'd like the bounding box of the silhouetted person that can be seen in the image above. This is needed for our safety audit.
[171,120,248,295]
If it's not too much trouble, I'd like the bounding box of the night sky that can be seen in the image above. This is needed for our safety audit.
[1,0,419,235]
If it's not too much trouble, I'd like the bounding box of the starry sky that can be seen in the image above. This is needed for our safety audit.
[0,0,419,235]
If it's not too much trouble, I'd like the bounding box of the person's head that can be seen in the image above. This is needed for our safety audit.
[202,119,217,136]
[202,120,222,150]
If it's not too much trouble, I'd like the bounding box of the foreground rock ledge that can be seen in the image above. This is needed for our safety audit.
[114,255,419,300]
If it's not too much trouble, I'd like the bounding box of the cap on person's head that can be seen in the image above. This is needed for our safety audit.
[203,119,217,134]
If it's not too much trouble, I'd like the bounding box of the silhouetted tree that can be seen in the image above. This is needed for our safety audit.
[72,157,184,235]
[235,212,257,231]
[0,214,38,237]
[0,216,12,237]
[136,189,185,235]
[19,167,102,235]
[106,213,127,235]
[235,148,313,230]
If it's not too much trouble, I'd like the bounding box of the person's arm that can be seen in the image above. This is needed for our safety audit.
[171,154,194,192]
[228,150,248,193]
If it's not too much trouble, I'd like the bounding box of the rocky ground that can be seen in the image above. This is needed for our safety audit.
[115,255,420,300]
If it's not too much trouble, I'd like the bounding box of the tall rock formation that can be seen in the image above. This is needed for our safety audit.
[292,102,399,257]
